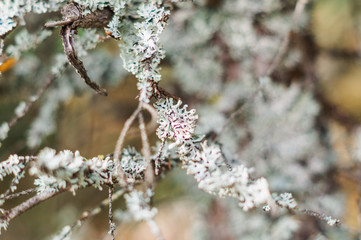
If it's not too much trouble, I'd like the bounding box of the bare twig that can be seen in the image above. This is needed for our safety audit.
[154,139,165,176]
[108,185,115,240]
[2,188,36,201]
[0,38,4,56]
[142,102,159,135]
[301,209,340,227]
[215,87,261,142]
[114,103,143,186]
[263,0,309,77]
[58,189,125,240]
[138,111,154,192]
[126,101,158,138]
[8,74,56,128]
[146,219,165,240]
[1,189,66,227]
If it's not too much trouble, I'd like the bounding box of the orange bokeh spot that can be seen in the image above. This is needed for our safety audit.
[0,57,16,73]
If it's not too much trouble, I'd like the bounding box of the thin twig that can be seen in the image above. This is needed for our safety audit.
[263,0,309,77]
[141,102,159,136]
[114,103,143,186]
[154,139,165,176]
[146,219,165,240]
[142,103,160,176]
[8,74,56,128]
[108,185,115,240]
[58,189,125,240]
[301,209,340,227]
[138,111,154,192]
[215,87,261,142]
[0,171,26,201]
[0,38,4,56]
[1,189,66,227]
[0,156,37,202]
[126,102,158,138]
[2,188,36,201]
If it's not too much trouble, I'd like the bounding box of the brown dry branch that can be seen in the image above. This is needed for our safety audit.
[46,2,113,96]
[60,25,108,96]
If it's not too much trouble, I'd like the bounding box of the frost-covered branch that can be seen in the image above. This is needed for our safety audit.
[0,0,353,239]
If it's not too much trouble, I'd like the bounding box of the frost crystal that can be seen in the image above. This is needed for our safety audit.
[118,3,170,102]
[155,98,198,145]
[14,101,26,117]
[273,192,298,209]
[30,148,115,194]
[50,225,72,240]
[0,0,62,37]
[0,123,10,141]
[124,190,158,221]
[155,98,273,211]
[120,147,146,181]
[0,155,33,181]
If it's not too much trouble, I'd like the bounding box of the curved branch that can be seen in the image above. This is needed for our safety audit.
[60,25,108,96]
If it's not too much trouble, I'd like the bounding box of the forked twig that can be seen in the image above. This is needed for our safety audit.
[113,103,143,185]
[57,189,125,240]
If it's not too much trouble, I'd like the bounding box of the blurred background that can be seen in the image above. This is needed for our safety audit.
[1,0,361,239]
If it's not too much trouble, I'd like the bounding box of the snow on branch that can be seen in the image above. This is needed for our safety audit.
[154,98,275,211]
[116,2,170,102]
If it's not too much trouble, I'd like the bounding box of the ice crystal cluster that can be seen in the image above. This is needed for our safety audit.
[155,98,273,211]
